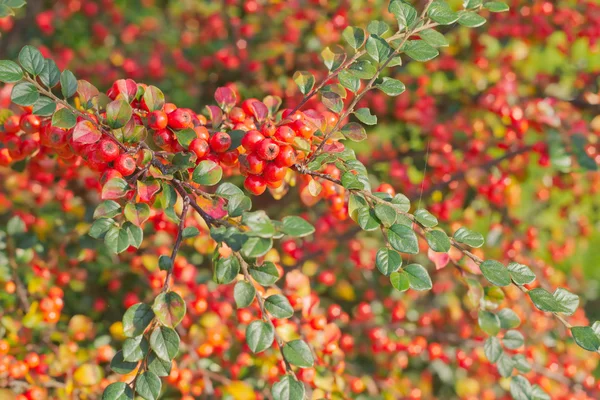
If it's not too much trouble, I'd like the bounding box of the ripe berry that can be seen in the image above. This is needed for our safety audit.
[220,150,239,166]
[115,154,136,176]
[209,131,232,153]
[189,138,209,159]
[167,108,192,130]
[147,110,168,130]
[261,120,276,137]
[244,175,267,195]
[164,102,177,114]
[98,139,120,162]
[229,107,246,123]
[263,162,286,182]
[274,126,295,143]
[194,126,210,141]
[20,114,41,134]
[241,130,264,152]
[274,145,296,167]
[4,115,20,133]
[153,129,172,149]
[255,138,279,161]
[246,152,265,175]
[293,120,315,139]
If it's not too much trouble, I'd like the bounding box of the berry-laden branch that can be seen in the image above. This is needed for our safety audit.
[1,1,598,399]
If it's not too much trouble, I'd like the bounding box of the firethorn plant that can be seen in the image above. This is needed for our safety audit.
[1,0,600,399]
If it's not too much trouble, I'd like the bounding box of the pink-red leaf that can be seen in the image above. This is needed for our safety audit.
[72,120,101,144]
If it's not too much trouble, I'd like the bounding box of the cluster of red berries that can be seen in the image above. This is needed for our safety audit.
[0,112,42,166]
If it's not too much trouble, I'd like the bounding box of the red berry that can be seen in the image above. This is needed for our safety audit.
[167,108,192,130]
[263,162,286,182]
[255,139,279,161]
[4,115,21,133]
[189,138,210,159]
[246,152,265,175]
[98,139,120,162]
[147,110,168,130]
[220,149,239,166]
[115,153,136,176]
[209,131,232,153]
[20,114,41,134]
[153,129,172,149]
[274,126,295,143]
[244,175,266,195]
[229,107,246,123]
[241,130,264,152]
[274,145,296,167]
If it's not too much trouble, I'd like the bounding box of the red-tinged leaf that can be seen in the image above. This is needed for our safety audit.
[196,196,228,220]
[248,101,268,122]
[262,95,282,117]
[205,105,223,129]
[102,178,129,200]
[72,120,102,144]
[301,292,319,318]
[322,141,345,153]
[303,109,327,132]
[428,248,450,270]
[77,80,100,104]
[214,87,237,111]
[142,86,165,112]
[137,179,161,202]
[114,79,138,103]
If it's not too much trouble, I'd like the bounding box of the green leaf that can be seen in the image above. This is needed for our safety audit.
[425,230,450,253]
[390,270,410,292]
[354,108,377,125]
[265,295,294,319]
[528,288,563,313]
[123,303,155,337]
[282,340,314,368]
[272,375,305,400]
[453,227,484,248]
[246,320,275,353]
[503,330,524,350]
[498,308,521,329]
[375,77,405,96]
[376,247,403,276]
[106,99,132,129]
[281,216,315,237]
[365,35,392,63]
[0,60,23,83]
[249,262,279,286]
[389,0,417,29]
[513,354,531,373]
[182,227,199,239]
[458,11,486,27]
[234,280,256,308]
[338,70,360,93]
[357,207,380,231]
[342,26,366,50]
[387,224,418,254]
[510,376,532,400]
[60,70,78,98]
[241,237,272,258]
[147,352,171,377]
[553,288,579,316]
[89,218,115,239]
[124,203,150,226]
[321,46,346,71]
[216,182,244,199]
[367,20,389,36]
[374,203,396,227]
[418,29,449,47]
[227,194,252,218]
[125,223,143,248]
[52,107,77,129]
[403,40,439,62]
[214,256,240,284]
[463,0,482,8]
[152,291,186,328]
[122,335,149,362]
[110,351,138,374]
[242,211,275,238]
[480,260,511,287]
[496,353,514,378]
[193,160,223,186]
[321,91,343,113]
[341,122,367,142]
[142,86,165,112]
[391,194,411,212]
[506,262,535,285]
[572,135,598,171]
[428,0,459,25]
[149,326,180,361]
[18,46,45,76]
[102,382,134,400]
[292,71,315,95]
[11,82,39,106]
[135,371,162,400]
[104,225,130,254]
[571,326,600,351]
[403,264,432,291]
[158,255,172,272]
[94,200,121,219]
[174,127,196,149]
[484,337,503,363]
[414,209,438,227]
[40,59,60,88]
[348,60,377,79]
[478,310,501,335]
[483,1,509,12]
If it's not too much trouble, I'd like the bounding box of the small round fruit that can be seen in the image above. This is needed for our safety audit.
[20,114,41,134]
[189,138,209,159]
[220,150,239,166]
[209,131,232,153]
[229,107,246,123]
[274,126,295,143]
[98,139,120,162]
[114,154,136,176]
[244,175,267,195]
[246,152,265,175]
[263,162,286,181]
[147,110,168,130]
[167,108,192,130]
[4,115,21,133]
[241,130,264,152]
[153,129,172,149]
[274,145,296,167]
[255,139,279,161]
